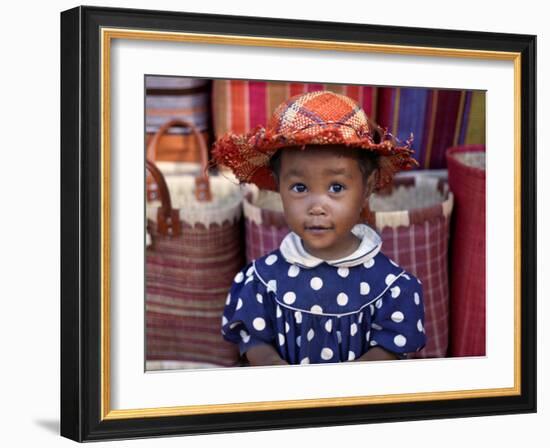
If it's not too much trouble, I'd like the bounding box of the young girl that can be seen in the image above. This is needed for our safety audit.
[213,90,426,365]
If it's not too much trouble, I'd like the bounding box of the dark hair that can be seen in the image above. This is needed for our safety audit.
[268,145,380,187]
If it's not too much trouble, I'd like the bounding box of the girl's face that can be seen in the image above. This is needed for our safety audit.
[278,147,371,260]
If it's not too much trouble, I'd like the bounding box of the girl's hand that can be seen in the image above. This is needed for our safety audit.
[246,344,289,366]
[355,347,398,362]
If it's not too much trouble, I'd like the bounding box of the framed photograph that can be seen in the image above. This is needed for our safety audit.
[60,5,536,442]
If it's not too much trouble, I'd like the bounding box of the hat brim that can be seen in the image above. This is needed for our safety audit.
[212,124,418,191]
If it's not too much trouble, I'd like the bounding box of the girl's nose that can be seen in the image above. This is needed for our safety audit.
[308,201,327,216]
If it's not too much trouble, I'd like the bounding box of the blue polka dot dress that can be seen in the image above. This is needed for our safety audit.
[222,225,426,365]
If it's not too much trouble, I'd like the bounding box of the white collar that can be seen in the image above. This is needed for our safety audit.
[279,224,382,268]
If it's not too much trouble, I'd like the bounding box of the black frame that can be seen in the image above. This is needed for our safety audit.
[61,5,536,442]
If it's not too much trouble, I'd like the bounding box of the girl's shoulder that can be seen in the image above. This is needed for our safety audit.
[364,252,423,297]
[251,249,290,284]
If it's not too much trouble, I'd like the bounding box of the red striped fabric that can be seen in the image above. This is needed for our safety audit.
[212,80,379,138]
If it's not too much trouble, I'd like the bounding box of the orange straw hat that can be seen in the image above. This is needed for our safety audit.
[212,90,418,190]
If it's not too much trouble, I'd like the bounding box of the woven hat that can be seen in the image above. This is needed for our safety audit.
[212,90,418,191]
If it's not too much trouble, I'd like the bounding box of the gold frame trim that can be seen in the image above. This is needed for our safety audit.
[100,28,522,421]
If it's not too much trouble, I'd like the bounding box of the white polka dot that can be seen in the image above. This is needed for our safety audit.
[370,304,375,316]
[225,294,231,305]
[276,305,282,318]
[283,291,296,305]
[321,347,334,360]
[300,357,310,364]
[294,311,302,324]
[391,286,401,298]
[348,351,356,361]
[278,333,285,346]
[265,254,278,265]
[418,278,422,284]
[385,274,397,285]
[370,340,378,346]
[358,312,364,323]
[350,323,358,336]
[337,293,349,306]
[222,316,228,326]
[366,331,371,342]
[337,331,342,344]
[364,258,375,269]
[310,305,323,315]
[307,328,315,341]
[417,319,424,332]
[371,323,383,331]
[240,330,250,343]
[403,274,411,280]
[285,322,290,333]
[310,277,323,290]
[375,298,383,309]
[390,259,398,266]
[234,272,244,283]
[256,293,263,303]
[360,282,370,295]
[246,266,254,277]
[414,292,420,305]
[229,322,240,329]
[252,317,266,331]
[394,334,407,347]
[288,265,300,278]
[236,298,243,310]
[337,267,349,278]
[245,276,253,284]
[325,320,333,332]
[391,311,405,323]
[267,280,277,293]
[296,336,302,347]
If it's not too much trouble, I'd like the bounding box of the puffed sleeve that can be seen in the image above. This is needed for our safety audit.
[369,273,426,356]
[221,263,277,356]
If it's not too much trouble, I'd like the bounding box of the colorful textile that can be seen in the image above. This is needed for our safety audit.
[212,80,485,171]
[446,145,486,357]
[212,90,417,191]
[376,87,486,169]
[212,80,378,136]
[222,225,426,364]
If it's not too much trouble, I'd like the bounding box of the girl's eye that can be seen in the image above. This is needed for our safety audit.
[329,183,345,193]
[290,183,307,193]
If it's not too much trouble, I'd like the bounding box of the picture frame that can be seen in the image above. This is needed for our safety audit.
[60,5,536,442]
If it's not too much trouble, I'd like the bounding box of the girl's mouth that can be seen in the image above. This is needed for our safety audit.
[305,225,333,234]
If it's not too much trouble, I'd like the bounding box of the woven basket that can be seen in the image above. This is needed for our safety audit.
[446,144,486,357]
[145,120,244,368]
[364,175,454,358]
[145,76,211,162]
[242,185,290,262]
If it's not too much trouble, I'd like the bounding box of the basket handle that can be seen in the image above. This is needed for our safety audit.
[145,159,181,237]
[146,118,212,202]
